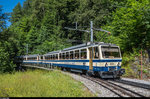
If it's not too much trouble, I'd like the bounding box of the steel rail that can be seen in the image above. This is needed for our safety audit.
[107,80,145,97]
[81,75,145,97]
[112,79,150,90]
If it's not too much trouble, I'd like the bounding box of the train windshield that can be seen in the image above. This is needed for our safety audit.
[101,46,121,59]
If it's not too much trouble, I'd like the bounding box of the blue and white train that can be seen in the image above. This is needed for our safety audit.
[17,42,125,78]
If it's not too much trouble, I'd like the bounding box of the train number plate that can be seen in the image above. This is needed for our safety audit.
[110,63,114,66]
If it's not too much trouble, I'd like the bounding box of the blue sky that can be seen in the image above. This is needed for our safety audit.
[0,0,26,27]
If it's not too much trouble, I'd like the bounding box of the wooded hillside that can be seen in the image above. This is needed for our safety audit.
[0,0,150,73]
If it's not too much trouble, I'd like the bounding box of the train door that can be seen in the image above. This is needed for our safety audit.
[88,47,93,70]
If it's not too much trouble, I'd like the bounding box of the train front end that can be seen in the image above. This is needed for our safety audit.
[94,44,125,79]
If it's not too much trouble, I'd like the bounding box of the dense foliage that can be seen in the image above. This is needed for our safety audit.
[102,0,150,52]
[0,6,16,73]
[0,0,150,73]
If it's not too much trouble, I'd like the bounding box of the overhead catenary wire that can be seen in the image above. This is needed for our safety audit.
[64,21,112,43]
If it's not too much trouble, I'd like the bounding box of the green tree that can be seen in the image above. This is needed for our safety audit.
[108,0,150,51]
[0,6,17,73]
[0,6,7,32]
[10,2,22,24]
[22,0,32,16]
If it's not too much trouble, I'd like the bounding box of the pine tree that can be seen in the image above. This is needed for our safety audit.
[0,6,7,32]
[10,2,22,24]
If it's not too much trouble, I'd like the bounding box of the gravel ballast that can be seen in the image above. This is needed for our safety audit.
[62,71,118,97]
[122,77,150,85]
[62,71,150,97]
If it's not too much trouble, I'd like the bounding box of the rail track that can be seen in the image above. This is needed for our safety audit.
[109,79,150,90]
[81,75,145,97]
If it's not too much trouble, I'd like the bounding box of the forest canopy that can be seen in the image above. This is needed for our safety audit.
[0,0,150,73]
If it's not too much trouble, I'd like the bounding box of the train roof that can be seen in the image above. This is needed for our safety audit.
[17,42,119,57]
[62,42,117,51]
[18,54,39,58]
[44,42,118,56]
[47,50,61,54]
[26,54,39,57]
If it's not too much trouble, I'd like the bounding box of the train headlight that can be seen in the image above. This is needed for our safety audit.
[115,66,117,70]
[117,62,120,66]
[105,62,108,67]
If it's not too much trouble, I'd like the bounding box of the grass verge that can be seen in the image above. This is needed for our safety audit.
[0,70,95,97]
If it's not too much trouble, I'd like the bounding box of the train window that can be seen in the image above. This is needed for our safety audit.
[59,53,62,60]
[48,55,50,60]
[50,55,53,60]
[81,49,87,59]
[61,53,62,59]
[50,55,52,60]
[94,47,99,59]
[70,51,74,59]
[53,55,55,60]
[50,55,51,60]
[61,53,63,59]
[47,56,49,60]
[56,54,58,60]
[75,50,79,59]
[101,46,120,58]
[62,53,66,59]
[52,55,54,60]
[41,56,43,60]
[66,52,69,59]
[54,55,56,60]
